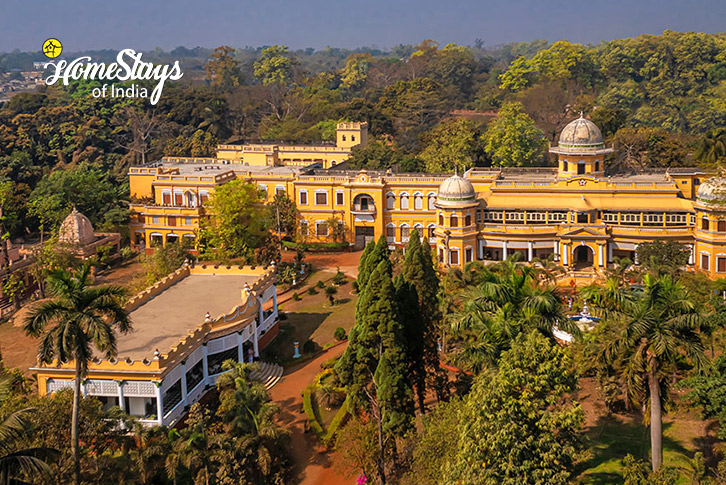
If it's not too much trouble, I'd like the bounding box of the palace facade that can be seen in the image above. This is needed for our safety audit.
[128,117,726,278]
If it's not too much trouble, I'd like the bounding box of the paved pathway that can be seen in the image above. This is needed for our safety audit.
[268,344,351,485]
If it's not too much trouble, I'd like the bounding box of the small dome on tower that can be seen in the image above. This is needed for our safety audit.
[436,173,476,208]
[58,208,96,246]
[697,177,726,206]
[558,115,604,148]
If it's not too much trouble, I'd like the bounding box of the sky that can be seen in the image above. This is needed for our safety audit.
[2,0,725,53]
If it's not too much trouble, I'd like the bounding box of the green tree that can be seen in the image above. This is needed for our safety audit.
[0,377,56,484]
[23,264,131,485]
[347,140,421,172]
[419,118,485,173]
[325,285,338,306]
[340,53,373,91]
[28,164,128,231]
[635,240,690,276]
[201,179,267,260]
[267,193,298,237]
[483,102,547,167]
[400,231,447,411]
[205,46,244,90]
[695,129,726,168]
[450,259,575,372]
[585,274,706,471]
[254,45,295,86]
[684,354,726,440]
[446,332,584,484]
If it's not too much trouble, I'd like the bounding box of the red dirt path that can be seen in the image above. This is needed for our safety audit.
[268,343,351,485]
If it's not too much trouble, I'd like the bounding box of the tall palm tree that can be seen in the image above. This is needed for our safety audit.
[23,263,131,485]
[0,377,57,485]
[586,274,707,471]
[695,129,726,167]
[450,261,576,372]
[532,253,565,284]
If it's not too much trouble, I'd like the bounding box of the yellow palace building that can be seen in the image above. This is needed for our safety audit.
[128,116,726,278]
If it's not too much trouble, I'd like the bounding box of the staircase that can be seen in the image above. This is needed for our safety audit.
[249,361,284,390]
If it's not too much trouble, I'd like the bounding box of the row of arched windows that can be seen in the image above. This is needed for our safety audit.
[386,223,436,241]
[386,192,437,211]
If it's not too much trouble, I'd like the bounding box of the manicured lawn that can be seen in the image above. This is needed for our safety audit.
[577,378,716,483]
[265,270,357,362]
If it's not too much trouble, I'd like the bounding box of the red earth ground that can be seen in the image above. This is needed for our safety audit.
[268,343,351,485]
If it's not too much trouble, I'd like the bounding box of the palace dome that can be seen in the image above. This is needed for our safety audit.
[558,115,604,148]
[697,177,726,206]
[436,173,476,208]
[58,208,96,246]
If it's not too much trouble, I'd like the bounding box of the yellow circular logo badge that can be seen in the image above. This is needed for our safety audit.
[42,38,62,59]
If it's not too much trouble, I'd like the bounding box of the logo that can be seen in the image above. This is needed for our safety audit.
[44,49,183,105]
[42,38,62,59]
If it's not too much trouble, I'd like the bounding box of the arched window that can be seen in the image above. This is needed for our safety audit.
[465,214,471,226]
[428,193,437,210]
[351,135,356,142]
[400,224,410,242]
[400,192,409,210]
[563,160,568,172]
[438,214,444,225]
[595,160,600,171]
[413,192,423,210]
[414,223,424,240]
[386,193,395,210]
[427,224,435,240]
[342,135,346,141]
[450,214,458,227]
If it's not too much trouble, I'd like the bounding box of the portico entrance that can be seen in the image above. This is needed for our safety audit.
[574,244,594,268]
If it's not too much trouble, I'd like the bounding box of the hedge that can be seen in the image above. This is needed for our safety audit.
[322,395,351,447]
[302,385,324,437]
[282,241,350,252]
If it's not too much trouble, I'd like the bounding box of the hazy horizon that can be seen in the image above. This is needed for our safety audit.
[2,0,726,54]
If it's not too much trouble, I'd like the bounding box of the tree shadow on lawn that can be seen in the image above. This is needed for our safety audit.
[264,312,332,361]
[577,415,689,484]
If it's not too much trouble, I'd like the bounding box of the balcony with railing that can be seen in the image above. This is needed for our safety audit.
[352,194,376,215]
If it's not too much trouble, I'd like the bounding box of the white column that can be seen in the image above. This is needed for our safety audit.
[272,287,278,320]
[527,241,534,262]
[202,343,209,384]
[154,382,163,426]
[502,241,508,260]
[117,381,125,412]
[237,331,244,363]
[258,297,264,330]
[598,244,604,267]
[563,243,569,266]
[252,320,260,358]
[688,244,695,265]
[607,242,613,263]
[634,244,640,265]
[180,362,188,407]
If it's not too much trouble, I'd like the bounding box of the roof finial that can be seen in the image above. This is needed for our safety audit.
[579,111,584,118]
[454,164,458,176]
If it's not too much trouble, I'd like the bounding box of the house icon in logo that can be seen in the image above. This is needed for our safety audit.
[42,38,62,59]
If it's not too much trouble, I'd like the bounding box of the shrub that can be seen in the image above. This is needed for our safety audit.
[119,246,136,261]
[292,292,301,301]
[302,339,318,354]
[316,280,326,289]
[302,386,324,437]
[333,269,347,286]
[325,286,338,306]
[279,312,287,321]
[351,281,359,293]
[334,327,347,341]
[307,287,317,295]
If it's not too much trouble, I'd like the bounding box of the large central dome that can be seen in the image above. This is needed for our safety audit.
[697,176,726,206]
[558,115,604,148]
[436,173,476,208]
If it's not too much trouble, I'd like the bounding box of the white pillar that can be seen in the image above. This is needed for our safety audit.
[598,244,604,267]
[688,244,695,265]
[634,244,640,265]
[563,243,569,266]
[180,362,188,407]
[154,382,163,426]
[117,381,125,412]
[202,343,209,384]
[272,287,278,320]
[237,331,244,363]
[607,242,613,263]
[252,320,260,358]
[527,241,534,262]
[502,241,508,260]
[258,297,264,330]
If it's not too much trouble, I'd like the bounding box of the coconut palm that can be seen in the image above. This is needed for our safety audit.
[450,261,576,372]
[695,129,726,167]
[23,263,131,485]
[0,377,57,485]
[532,253,565,284]
[586,273,707,471]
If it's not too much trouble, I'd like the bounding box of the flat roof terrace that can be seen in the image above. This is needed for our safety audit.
[118,273,258,359]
